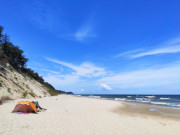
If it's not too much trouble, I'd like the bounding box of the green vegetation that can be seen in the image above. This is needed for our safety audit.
[22,91,28,98]
[0,37,28,69]
[48,88,62,96]
[0,25,61,96]
[7,88,11,93]
[29,91,36,97]
[0,80,3,87]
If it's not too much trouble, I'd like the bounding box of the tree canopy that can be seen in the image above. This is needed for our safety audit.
[0,27,28,69]
[0,25,61,95]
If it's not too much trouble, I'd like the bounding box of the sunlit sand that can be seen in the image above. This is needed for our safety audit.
[0,95,180,135]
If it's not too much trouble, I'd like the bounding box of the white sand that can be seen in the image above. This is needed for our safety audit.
[0,95,180,135]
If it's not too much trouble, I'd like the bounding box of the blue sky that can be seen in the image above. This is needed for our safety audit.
[0,0,180,94]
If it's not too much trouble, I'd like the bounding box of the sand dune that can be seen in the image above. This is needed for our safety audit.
[0,95,180,135]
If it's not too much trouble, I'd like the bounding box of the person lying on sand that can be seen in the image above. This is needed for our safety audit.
[32,101,47,112]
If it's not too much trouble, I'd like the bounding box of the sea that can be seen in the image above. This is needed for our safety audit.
[79,94,180,109]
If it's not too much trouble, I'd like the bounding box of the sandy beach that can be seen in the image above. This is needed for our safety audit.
[0,95,180,135]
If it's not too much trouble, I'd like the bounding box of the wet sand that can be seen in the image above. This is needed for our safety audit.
[113,101,180,121]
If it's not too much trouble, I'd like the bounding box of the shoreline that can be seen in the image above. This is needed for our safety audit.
[78,94,180,109]
[77,95,180,121]
[113,101,180,121]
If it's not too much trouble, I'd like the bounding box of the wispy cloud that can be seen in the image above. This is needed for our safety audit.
[116,37,180,58]
[74,23,96,42]
[21,0,62,33]
[42,58,180,92]
[100,83,112,90]
[98,63,180,88]
[61,21,96,42]
[114,49,143,58]
[21,0,96,42]
[44,74,80,87]
[46,58,106,78]
[41,69,60,74]
[80,89,85,92]
[131,45,180,58]
[43,58,107,90]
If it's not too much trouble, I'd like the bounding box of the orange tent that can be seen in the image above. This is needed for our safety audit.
[12,101,37,113]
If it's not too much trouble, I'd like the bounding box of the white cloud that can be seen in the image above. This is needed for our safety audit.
[59,23,96,42]
[44,74,80,87]
[22,0,51,30]
[46,58,106,78]
[80,89,85,92]
[41,69,61,74]
[21,0,64,35]
[131,45,180,58]
[114,49,143,58]
[60,21,96,42]
[74,21,96,42]
[98,64,180,88]
[100,83,112,90]
[22,1,96,42]
[116,37,180,58]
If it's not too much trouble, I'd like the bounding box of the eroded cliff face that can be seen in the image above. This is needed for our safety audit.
[0,62,50,99]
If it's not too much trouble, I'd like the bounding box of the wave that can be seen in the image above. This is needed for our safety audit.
[114,98,126,101]
[160,98,171,100]
[145,96,155,98]
[151,101,171,106]
[151,102,180,108]
[136,98,143,100]
[174,104,180,108]
[81,95,180,109]
[88,96,101,99]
